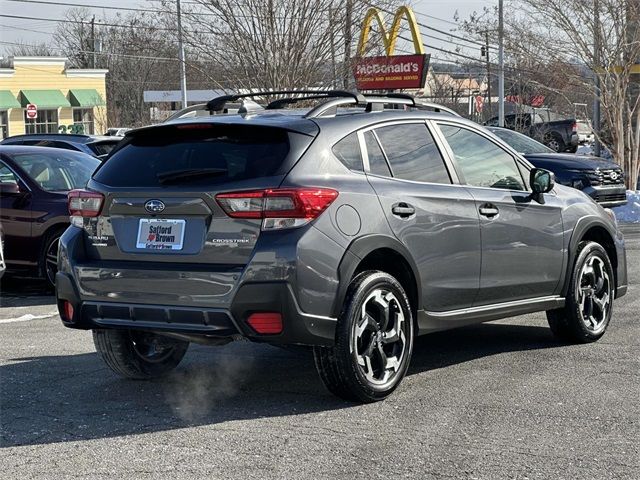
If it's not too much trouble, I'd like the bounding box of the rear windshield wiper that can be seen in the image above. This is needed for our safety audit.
[157,168,227,185]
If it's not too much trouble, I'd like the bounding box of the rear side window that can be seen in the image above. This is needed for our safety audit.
[364,131,391,177]
[375,123,451,184]
[332,133,363,171]
[93,125,290,187]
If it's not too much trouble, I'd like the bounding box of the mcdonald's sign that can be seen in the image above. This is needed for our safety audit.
[353,6,430,90]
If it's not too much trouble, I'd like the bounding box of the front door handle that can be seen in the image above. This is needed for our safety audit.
[479,204,499,217]
[392,203,415,218]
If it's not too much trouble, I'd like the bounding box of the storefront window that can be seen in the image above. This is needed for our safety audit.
[24,109,58,134]
[73,108,94,135]
[0,111,7,139]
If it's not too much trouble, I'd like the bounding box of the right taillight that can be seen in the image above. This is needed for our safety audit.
[215,188,338,230]
[68,189,104,218]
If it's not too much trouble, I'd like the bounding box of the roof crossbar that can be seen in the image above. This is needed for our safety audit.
[206,90,364,112]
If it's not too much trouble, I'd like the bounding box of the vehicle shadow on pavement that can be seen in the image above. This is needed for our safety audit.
[0,277,55,308]
[0,322,560,448]
[409,322,559,373]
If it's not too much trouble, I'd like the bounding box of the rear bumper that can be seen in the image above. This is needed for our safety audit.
[56,271,337,346]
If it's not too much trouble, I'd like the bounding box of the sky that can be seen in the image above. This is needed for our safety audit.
[0,0,494,60]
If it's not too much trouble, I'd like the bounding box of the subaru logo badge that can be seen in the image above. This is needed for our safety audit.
[144,199,165,213]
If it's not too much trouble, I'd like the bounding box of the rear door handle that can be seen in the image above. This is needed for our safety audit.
[392,203,415,218]
[479,204,499,217]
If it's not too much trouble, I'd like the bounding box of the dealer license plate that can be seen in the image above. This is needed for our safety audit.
[136,219,186,250]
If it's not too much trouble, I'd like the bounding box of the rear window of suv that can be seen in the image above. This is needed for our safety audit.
[93,125,290,187]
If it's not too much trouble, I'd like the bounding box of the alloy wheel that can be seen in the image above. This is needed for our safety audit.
[45,236,60,287]
[352,288,408,388]
[576,254,612,333]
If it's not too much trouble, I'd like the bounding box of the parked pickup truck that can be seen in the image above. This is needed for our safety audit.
[486,113,579,153]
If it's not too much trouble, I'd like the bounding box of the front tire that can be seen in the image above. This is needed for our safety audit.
[314,271,414,403]
[547,241,615,343]
[93,329,189,379]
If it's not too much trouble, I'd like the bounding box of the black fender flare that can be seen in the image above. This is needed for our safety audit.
[561,216,617,296]
[331,234,422,317]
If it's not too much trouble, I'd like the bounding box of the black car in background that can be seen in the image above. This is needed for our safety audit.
[488,127,627,208]
[0,146,100,286]
[0,134,123,161]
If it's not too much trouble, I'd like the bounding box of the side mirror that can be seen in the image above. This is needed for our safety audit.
[530,168,555,195]
[0,183,21,195]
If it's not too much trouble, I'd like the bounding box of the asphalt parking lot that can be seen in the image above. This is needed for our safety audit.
[1,227,638,479]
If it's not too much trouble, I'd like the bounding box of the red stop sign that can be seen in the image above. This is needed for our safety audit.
[26,104,37,120]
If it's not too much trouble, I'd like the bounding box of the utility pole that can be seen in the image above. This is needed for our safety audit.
[593,0,602,157]
[498,0,505,127]
[343,0,353,89]
[177,0,188,109]
[482,31,492,119]
[330,8,337,89]
[90,15,96,69]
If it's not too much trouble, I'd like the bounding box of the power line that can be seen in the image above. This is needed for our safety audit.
[362,1,492,49]
[0,12,177,31]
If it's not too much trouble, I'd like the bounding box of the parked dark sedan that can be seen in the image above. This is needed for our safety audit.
[0,134,123,161]
[487,127,627,208]
[0,146,100,286]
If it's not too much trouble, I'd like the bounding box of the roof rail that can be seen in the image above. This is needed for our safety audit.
[303,92,461,118]
[206,90,364,112]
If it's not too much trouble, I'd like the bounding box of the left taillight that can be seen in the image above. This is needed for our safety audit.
[68,189,104,218]
[215,188,338,230]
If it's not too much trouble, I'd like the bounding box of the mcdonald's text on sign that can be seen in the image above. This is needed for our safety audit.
[353,54,430,90]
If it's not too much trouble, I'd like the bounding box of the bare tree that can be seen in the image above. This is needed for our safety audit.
[54,8,181,128]
[4,41,56,57]
[170,0,403,91]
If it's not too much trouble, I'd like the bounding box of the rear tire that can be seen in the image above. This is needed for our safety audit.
[313,271,414,403]
[545,134,565,152]
[547,241,615,343]
[41,227,66,290]
[93,329,189,379]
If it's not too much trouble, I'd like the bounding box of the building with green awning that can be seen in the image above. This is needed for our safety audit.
[0,57,108,137]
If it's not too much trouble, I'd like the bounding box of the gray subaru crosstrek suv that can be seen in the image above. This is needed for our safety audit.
[56,92,628,403]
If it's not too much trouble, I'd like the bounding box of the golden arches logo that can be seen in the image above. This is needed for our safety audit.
[357,6,425,57]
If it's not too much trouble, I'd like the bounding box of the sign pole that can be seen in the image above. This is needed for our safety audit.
[177,0,188,109]
[498,0,505,127]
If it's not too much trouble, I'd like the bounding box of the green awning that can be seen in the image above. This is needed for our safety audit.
[0,91,20,109]
[19,89,70,108]
[68,89,105,107]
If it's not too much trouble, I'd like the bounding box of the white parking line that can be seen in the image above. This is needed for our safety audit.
[0,312,59,324]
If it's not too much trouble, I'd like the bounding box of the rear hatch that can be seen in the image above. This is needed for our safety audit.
[71,121,317,307]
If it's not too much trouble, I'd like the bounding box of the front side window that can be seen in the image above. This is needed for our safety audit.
[439,124,526,191]
[332,133,363,171]
[374,123,451,184]
[0,162,18,185]
[24,109,58,134]
[363,131,391,177]
[10,151,100,191]
[73,108,94,134]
